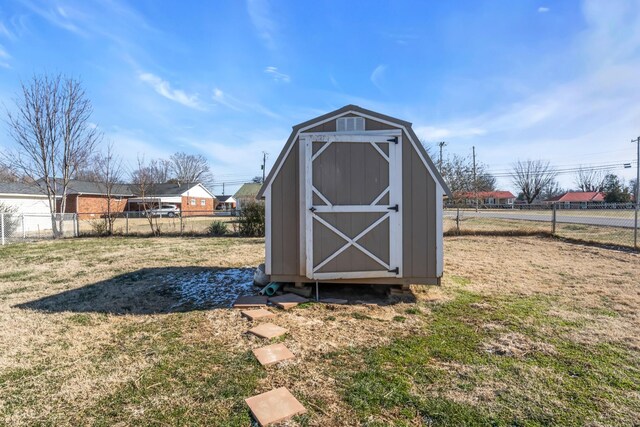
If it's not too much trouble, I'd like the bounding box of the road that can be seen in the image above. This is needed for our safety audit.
[444,209,637,229]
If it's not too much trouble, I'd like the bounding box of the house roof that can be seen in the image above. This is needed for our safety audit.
[546,191,605,203]
[216,195,236,203]
[234,183,262,199]
[0,182,48,196]
[66,180,134,196]
[257,104,452,198]
[144,182,214,198]
[457,190,516,199]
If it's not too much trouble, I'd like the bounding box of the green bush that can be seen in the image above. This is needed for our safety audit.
[238,201,265,237]
[89,220,108,236]
[207,220,228,236]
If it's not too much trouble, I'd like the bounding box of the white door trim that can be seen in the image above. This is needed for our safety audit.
[304,132,402,280]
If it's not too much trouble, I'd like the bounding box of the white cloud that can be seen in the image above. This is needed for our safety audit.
[247,0,277,49]
[139,73,203,110]
[264,66,290,82]
[0,21,16,40]
[538,7,550,13]
[370,64,387,90]
[414,125,486,140]
[212,87,281,118]
[0,44,10,68]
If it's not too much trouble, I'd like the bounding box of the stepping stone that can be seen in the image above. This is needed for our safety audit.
[320,298,348,304]
[248,323,288,339]
[270,293,308,310]
[252,343,295,366]
[245,387,307,426]
[241,308,275,321]
[233,295,268,308]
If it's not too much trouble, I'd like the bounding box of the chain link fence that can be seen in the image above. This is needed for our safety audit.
[75,210,240,237]
[3,204,637,250]
[445,202,639,250]
[0,213,77,244]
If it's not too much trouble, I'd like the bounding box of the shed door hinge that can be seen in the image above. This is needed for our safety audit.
[387,136,398,144]
[388,267,399,274]
[387,204,399,212]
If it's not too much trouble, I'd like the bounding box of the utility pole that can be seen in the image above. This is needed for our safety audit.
[633,136,639,249]
[261,151,268,183]
[438,141,447,172]
[222,182,225,195]
[472,146,478,212]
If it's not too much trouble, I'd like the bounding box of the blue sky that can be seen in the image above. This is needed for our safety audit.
[0,0,638,194]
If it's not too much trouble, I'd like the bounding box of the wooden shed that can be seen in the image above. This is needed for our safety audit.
[257,105,451,285]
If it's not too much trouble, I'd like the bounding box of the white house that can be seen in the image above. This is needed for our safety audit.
[0,182,61,235]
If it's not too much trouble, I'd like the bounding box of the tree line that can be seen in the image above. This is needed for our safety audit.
[425,143,637,205]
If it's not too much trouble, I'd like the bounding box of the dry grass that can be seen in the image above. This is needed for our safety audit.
[0,235,638,425]
[77,214,240,236]
[445,216,637,249]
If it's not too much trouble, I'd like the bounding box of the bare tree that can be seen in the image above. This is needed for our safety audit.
[574,166,607,192]
[511,160,557,204]
[130,158,171,184]
[3,74,100,237]
[131,155,161,236]
[540,179,565,201]
[441,154,496,196]
[0,162,20,182]
[94,142,124,235]
[169,152,212,184]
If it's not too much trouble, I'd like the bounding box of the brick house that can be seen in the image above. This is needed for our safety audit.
[455,190,516,206]
[48,180,216,218]
[544,191,605,208]
[58,181,134,219]
[127,182,217,217]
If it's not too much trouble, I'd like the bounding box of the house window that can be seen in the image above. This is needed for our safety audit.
[337,117,364,132]
[190,199,196,206]
[200,199,206,206]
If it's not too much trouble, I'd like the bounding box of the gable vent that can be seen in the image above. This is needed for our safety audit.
[337,116,365,132]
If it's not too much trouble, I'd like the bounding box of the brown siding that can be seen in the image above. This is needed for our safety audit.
[270,139,300,276]
[269,116,439,283]
[402,133,437,278]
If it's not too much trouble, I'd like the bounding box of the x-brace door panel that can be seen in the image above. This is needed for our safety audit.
[303,133,402,280]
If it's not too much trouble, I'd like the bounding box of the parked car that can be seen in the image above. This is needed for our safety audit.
[147,204,181,218]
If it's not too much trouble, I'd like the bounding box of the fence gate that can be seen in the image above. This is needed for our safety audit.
[303,132,402,280]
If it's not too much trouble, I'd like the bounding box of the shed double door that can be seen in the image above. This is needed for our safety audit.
[303,132,402,280]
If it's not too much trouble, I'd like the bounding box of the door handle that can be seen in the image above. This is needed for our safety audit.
[309,207,316,212]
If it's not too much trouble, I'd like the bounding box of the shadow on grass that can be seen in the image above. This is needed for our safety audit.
[16,267,257,315]
[16,267,416,315]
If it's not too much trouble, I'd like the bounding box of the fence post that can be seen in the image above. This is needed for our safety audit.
[456,207,460,235]
[125,212,129,235]
[180,213,183,235]
[1,212,4,246]
[552,203,557,234]
[75,214,79,237]
[22,214,26,239]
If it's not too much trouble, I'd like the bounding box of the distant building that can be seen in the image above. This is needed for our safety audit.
[233,183,262,209]
[456,190,516,206]
[215,195,237,211]
[544,191,605,208]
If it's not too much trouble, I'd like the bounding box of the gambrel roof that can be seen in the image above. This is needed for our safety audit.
[257,104,452,198]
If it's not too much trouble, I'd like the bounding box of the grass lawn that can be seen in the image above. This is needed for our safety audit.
[444,217,637,249]
[0,236,639,426]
